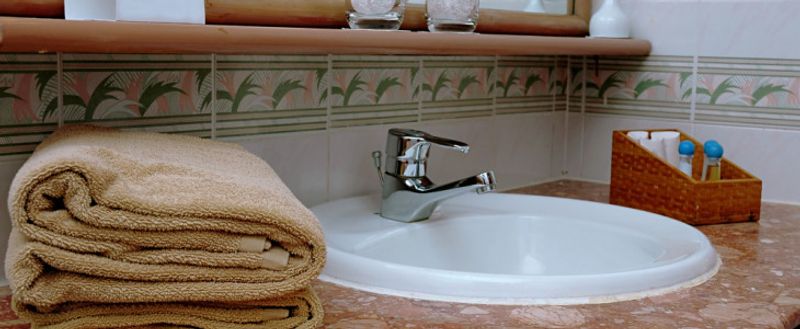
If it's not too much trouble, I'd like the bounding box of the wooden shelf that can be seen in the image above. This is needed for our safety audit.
[0,17,651,56]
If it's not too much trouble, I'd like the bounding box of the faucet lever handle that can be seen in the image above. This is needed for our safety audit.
[389,128,470,154]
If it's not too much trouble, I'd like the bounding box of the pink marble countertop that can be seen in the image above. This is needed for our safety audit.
[1,180,799,328]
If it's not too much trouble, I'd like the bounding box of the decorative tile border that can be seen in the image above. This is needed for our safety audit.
[215,55,329,137]
[330,55,419,128]
[694,56,800,127]
[5,52,800,158]
[575,55,800,128]
[420,56,495,121]
[496,56,558,115]
[62,54,213,137]
[0,54,59,156]
[578,56,695,119]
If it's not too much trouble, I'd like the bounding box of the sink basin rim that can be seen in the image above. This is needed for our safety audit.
[320,257,720,305]
[314,193,721,305]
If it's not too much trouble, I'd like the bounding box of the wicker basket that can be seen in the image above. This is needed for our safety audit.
[610,129,762,225]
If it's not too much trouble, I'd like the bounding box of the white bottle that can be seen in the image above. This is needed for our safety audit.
[589,0,630,38]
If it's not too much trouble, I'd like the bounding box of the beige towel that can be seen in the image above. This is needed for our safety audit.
[13,285,323,329]
[5,125,325,323]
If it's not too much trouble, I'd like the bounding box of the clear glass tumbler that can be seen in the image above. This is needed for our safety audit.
[426,0,480,32]
[347,0,407,30]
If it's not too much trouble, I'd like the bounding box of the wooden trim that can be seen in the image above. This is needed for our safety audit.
[574,0,592,24]
[0,17,649,56]
[207,0,345,28]
[0,0,63,18]
[0,0,590,36]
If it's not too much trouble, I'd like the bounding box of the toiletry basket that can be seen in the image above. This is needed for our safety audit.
[610,129,762,225]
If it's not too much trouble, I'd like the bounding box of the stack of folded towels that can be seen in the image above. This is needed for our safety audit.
[5,125,326,328]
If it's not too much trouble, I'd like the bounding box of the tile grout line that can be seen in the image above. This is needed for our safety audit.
[549,56,558,178]
[325,55,334,130]
[490,55,499,177]
[551,56,557,114]
[561,56,571,176]
[690,54,699,136]
[325,54,334,202]
[492,55,498,117]
[57,52,64,127]
[210,53,217,139]
[417,58,424,123]
[578,56,587,178]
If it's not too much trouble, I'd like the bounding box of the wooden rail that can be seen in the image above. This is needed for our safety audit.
[0,17,651,56]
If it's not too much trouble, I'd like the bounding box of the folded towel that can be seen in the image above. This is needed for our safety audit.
[5,125,325,323]
[11,276,323,328]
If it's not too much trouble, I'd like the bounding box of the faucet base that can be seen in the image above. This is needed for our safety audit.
[379,171,496,223]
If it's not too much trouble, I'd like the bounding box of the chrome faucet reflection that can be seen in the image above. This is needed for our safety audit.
[374,128,496,223]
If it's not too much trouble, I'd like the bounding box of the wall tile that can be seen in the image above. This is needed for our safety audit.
[0,158,27,284]
[692,123,800,203]
[63,54,211,137]
[421,56,495,121]
[494,112,555,189]
[554,57,569,112]
[0,54,59,156]
[495,56,556,115]
[580,56,694,120]
[550,111,566,178]
[696,0,800,60]
[608,0,699,57]
[564,112,585,178]
[214,55,329,138]
[330,55,420,128]
[62,54,213,136]
[328,124,403,201]
[231,131,329,207]
[694,57,800,127]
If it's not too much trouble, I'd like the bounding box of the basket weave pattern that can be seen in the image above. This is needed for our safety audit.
[610,130,761,225]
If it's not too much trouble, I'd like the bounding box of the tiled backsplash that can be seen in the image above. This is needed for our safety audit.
[577,55,800,126]
[568,54,800,203]
[577,56,694,120]
[0,54,568,158]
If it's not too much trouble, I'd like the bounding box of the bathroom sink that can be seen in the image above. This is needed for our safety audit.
[312,193,720,305]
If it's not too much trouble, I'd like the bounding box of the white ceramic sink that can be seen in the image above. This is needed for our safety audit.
[312,193,720,305]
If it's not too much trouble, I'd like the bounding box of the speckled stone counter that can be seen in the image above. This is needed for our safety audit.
[1,180,799,328]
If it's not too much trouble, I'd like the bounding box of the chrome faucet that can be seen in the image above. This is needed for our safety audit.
[374,128,496,223]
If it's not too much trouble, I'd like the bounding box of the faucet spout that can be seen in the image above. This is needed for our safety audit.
[380,171,496,222]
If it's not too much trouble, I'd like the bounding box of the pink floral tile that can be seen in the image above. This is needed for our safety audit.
[583,70,693,102]
[215,55,328,113]
[420,57,493,102]
[495,66,551,98]
[0,55,58,126]
[62,54,212,122]
[331,58,418,107]
[695,74,799,107]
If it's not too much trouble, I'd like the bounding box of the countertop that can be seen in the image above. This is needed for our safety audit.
[1,180,799,328]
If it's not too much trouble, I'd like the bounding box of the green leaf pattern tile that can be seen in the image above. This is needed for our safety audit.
[696,74,797,107]
[421,66,491,102]
[0,55,58,126]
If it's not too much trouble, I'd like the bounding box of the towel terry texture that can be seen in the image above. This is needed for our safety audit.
[5,125,325,328]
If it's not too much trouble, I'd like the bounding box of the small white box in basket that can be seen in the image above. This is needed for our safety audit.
[116,0,205,24]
